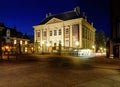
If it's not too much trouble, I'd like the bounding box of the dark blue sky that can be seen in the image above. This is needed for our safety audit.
[0,0,110,35]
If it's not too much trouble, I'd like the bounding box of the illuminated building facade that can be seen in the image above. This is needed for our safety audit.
[0,23,31,53]
[33,7,96,53]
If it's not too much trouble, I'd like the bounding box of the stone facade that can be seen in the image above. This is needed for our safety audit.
[33,7,96,53]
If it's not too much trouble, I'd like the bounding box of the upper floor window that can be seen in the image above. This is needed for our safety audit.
[65,28,69,34]
[20,40,22,45]
[43,31,46,37]
[59,29,61,35]
[37,31,40,37]
[50,31,52,36]
[54,30,57,36]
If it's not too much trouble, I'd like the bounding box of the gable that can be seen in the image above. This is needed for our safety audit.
[46,17,63,24]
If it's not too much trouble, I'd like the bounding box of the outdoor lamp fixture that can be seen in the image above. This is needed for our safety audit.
[100,47,103,52]
[75,41,79,47]
[92,45,95,49]
[92,45,95,53]
[75,41,79,51]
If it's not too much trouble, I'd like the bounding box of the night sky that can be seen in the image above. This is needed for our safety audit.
[0,0,110,36]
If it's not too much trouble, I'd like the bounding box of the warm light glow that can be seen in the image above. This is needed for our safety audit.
[100,47,102,50]
[41,41,44,45]
[31,47,33,50]
[25,41,28,45]
[92,45,95,49]
[75,41,79,46]
[14,40,17,44]
[46,43,50,47]
[38,46,40,49]
[5,46,9,49]
[104,48,106,51]
[20,40,22,45]
[25,47,27,52]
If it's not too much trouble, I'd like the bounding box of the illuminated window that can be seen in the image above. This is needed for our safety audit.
[25,47,27,52]
[20,40,22,45]
[25,41,28,45]
[14,40,17,44]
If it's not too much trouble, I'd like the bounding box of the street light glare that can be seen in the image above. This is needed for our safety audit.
[75,41,79,46]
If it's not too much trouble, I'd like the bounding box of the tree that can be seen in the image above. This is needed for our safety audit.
[95,30,109,52]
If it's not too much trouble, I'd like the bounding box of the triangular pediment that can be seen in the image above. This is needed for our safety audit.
[46,17,63,24]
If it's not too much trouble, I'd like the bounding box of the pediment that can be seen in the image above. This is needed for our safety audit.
[46,17,63,24]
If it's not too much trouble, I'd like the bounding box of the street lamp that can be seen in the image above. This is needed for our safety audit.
[75,41,79,50]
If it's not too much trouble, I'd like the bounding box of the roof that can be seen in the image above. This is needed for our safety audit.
[1,26,29,39]
[39,10,83,25]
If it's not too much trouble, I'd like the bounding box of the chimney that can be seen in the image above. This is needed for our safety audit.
[49,12,52,16]
[91,22,94,27]
[46,14,48,18]
[82,12,85,17]
[85,16,87,21]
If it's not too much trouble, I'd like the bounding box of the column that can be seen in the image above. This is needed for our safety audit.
[34,30,36,42]
[40,29,43,46]
[79,23,82,48]
[70,25,72,47]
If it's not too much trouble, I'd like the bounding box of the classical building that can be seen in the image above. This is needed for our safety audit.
[33,7,96,53]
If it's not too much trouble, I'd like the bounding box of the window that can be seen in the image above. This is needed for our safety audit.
[25,41,28,45]
[43,31,46,36]
[20,40,22,45]
[66,40,69,47]
[66,28,69,34]
[14,40,17,44]
[37,31,40,37]
[59,40,61,44]
[50,41,52,45]
[50,31,52,36]
[59,29,61,35]
[54,30,57,36]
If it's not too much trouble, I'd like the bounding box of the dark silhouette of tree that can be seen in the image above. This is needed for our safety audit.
[95,30,109,52]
